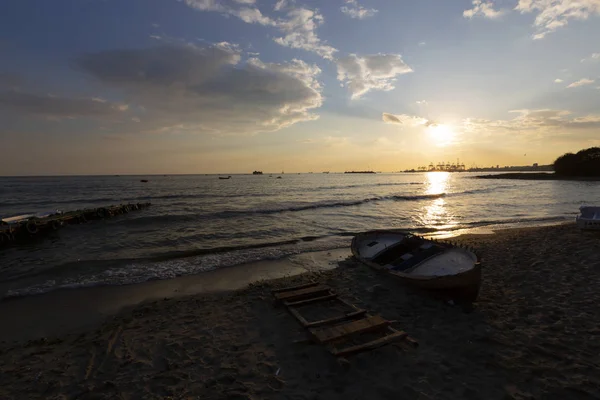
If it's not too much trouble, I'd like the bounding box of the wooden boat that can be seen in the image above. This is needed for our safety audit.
[576,206,600,230]
[219,176,232,180]
[351,230,481,302]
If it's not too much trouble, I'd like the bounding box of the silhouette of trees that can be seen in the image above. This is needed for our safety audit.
[554,147,600,177]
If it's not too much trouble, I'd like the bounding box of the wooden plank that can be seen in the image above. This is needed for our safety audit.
[288,307,310,327]
[305,310,366,328]
[271,281,318,294]
[274,285,330,302]
[285,293,337,307]
[336,297,362,312]
[331,330,408,357]
[310,315,389,344]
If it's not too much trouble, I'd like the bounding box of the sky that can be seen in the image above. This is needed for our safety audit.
[0,0,599,175]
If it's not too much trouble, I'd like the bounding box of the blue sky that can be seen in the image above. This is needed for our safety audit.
[1,0,599,174]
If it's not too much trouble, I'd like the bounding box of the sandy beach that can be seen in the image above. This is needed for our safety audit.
[1,223,600,399]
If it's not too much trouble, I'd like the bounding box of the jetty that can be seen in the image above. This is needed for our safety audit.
[0,203,151,247]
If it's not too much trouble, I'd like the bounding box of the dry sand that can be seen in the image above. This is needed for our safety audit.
[1,224,599,399]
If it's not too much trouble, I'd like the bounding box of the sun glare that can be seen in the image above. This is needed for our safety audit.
[427,124,455,146]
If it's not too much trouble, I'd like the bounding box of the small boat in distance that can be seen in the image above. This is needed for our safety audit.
[576,206,600,230]
[140,179,149,183]
[219,176,232,180]
[352,230,481,303]
[276,176,282,179]
[344,171,376,174]
[252,171,263,175]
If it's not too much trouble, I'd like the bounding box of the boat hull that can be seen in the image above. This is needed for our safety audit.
[389,264,482,303]
[351,230,482,303]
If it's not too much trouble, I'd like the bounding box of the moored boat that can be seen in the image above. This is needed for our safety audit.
[351,230,481,302]
[576,206,600,230]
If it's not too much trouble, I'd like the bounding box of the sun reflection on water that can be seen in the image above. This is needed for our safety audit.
[422,172,459,235]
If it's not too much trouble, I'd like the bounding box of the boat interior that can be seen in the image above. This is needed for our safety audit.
[358,234,447,272]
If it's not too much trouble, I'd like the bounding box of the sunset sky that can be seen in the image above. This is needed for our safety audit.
[1,0,599,175]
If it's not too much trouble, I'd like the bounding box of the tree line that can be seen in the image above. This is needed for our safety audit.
[554,147,600,177]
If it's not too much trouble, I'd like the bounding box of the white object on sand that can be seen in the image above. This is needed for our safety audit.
[576,206,600,230]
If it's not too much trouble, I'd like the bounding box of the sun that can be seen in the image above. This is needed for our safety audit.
[427,124,454,146]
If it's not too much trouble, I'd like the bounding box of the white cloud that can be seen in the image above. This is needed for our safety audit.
[463,0,506,19]
[183,0,275,26]
[554,78,563,83]
[382,113,433,127]
[336,54,413,99]
[567,78,595,88]
[74,43,322,135]
[273,8,337,60]
[581,52,600,62]
[182,1,335,59]
[515,0,600,39]
[274,0,288,11]
[341,0,378,19]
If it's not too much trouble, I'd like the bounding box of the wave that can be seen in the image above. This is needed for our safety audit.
[213,193,446,218]
[1,213,572,299]
[2,235,352,299]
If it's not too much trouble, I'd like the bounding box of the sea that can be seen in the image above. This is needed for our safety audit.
[1,173,597,298]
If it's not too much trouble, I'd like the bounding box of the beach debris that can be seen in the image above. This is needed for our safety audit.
[272,281,417,357]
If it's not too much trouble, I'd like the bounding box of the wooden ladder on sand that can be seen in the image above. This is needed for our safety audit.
[272,282,417,357]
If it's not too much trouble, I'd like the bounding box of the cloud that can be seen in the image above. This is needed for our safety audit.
[515,0,600,39]
[273,8,337,60]
[341,0,378,19]
[273,0,288,11]
[567,78,595,88]
[75,43,322,135]
[181,1,335,59]
[581,52,600,62]
[554,78,563,83]
[463,109,600,134]
[463,0,506,19]
[300,135,349,147]
[183,0,275,26]
[381,108,600,146]
[0,91,128,120]
[382,113,433,127]
[336,54,413,99]
[0,72,24,89]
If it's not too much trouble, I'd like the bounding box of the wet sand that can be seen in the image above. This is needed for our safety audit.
[1,224,600,399]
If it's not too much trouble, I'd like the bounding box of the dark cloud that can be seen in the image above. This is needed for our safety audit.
[74,43,323,134]
[0,72,24,89]
[0,91,128,119]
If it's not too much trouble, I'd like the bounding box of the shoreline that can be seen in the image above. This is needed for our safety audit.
[1,222,599,399]
[474,172,600,181]
[0,221,573,343]
[0,248,349,343]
